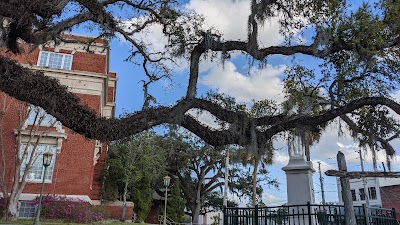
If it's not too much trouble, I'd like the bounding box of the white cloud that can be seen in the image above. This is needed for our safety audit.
[186,0,285,47]
[114,0,289,54]
[262,193,286,205]
[391,90,400,101]
[273,150,289,166]
[201,61,286,103]
[185,109,227,130]
[311,160,336,173]
[186,0,249,41]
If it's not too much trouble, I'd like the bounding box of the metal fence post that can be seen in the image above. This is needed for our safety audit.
[307,202,312,225]
[223,206,226,225]
[254,204,258,225]
[362,204,368,225]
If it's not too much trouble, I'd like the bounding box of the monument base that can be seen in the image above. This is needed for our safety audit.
[282,155,316,224]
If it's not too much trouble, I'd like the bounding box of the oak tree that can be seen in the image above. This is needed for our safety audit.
[0,1,399,169]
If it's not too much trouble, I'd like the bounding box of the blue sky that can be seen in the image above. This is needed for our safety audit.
[75,0,400,206]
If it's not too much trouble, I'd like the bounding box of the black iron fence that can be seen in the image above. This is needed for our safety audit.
[223,203,397,225]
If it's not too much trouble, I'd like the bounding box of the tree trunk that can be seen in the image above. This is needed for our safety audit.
[0,97,44,221]
[192,172,204,224]
[192,202,201,224]
[121,181,128,222]
[252,158,259,207]
[5,197,18,220]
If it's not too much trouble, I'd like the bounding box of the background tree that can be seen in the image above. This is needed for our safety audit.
[203,192,237,210]
[163,126,226,224]
[166,179,186,223]
[163,125,277,223]
[229,163,278,207]
[0,0,400,195]
[0,0,399,159]
[131,176,152,223]
[243,100,278,206]
[103,131,166,222]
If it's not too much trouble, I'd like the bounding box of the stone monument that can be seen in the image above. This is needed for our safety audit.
[282,134,316,223]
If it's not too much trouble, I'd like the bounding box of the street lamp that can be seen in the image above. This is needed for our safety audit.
[33,151,53,225]
[163,175,171,225]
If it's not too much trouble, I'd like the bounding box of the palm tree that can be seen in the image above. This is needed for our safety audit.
[230,100,277,207]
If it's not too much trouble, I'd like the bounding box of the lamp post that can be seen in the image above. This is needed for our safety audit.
[163,175,171,225]
[33,151,53,225]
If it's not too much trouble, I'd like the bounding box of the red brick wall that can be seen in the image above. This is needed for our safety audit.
[71,51,107,74]
[107,86,115,103]
[10,93,103,200]
[0,96,105,201]
[108,72,116,78]
[0,38,113,202]
[0,45,39,65]
[0,92,29,189]
[90,143,108,200]
[40,46,107,74]
[1,44,107,74]
[145,202,161,224]
[103,202,134,221]
[381,185,400,220]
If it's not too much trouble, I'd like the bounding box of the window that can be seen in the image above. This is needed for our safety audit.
[369,187,377,200]
[18,201,36,218]
[359,188,366,200]
[38,51,72,70]
[351,189,356,201]
[20,143,57,182]
[26,105,60,126]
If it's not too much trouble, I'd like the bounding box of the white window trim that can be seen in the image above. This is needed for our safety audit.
[24,105,59,127]
[19,143,57,183]
[37,50,73,70]
[17,201,37,218]
[368,187,377,199]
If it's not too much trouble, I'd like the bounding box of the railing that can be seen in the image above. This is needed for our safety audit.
[223,203,398,225]
[158,215,176,225]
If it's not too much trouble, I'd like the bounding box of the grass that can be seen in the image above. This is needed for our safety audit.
[0,220,149,225]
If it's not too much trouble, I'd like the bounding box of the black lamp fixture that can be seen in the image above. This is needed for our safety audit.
[42,152,53,167]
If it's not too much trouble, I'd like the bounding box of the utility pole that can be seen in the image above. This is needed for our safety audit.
[337,151,357,225]
[318,161,326,205]
[359,149,370,207]
[223,150,229,207]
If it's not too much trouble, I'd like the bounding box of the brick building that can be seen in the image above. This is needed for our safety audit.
[0,34,132,219]
[337,177,400,220]
[380,178,400,220]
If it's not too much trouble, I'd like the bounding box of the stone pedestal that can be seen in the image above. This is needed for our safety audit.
[282,155,316,224]
[282,155,316,205]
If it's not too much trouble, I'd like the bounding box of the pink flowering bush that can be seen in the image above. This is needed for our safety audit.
[31,195,108,223]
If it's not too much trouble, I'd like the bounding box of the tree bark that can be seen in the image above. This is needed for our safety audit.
[2,57,400,149]
[252,158,259,207]
[192,171,205,224]
[121,181,128,222]
[192,202,201,224]
[5,197,18,220]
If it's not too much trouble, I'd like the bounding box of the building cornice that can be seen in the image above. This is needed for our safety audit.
[29,66,109,79]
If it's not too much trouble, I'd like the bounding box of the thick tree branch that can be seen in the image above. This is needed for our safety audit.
[2,56,400,149]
